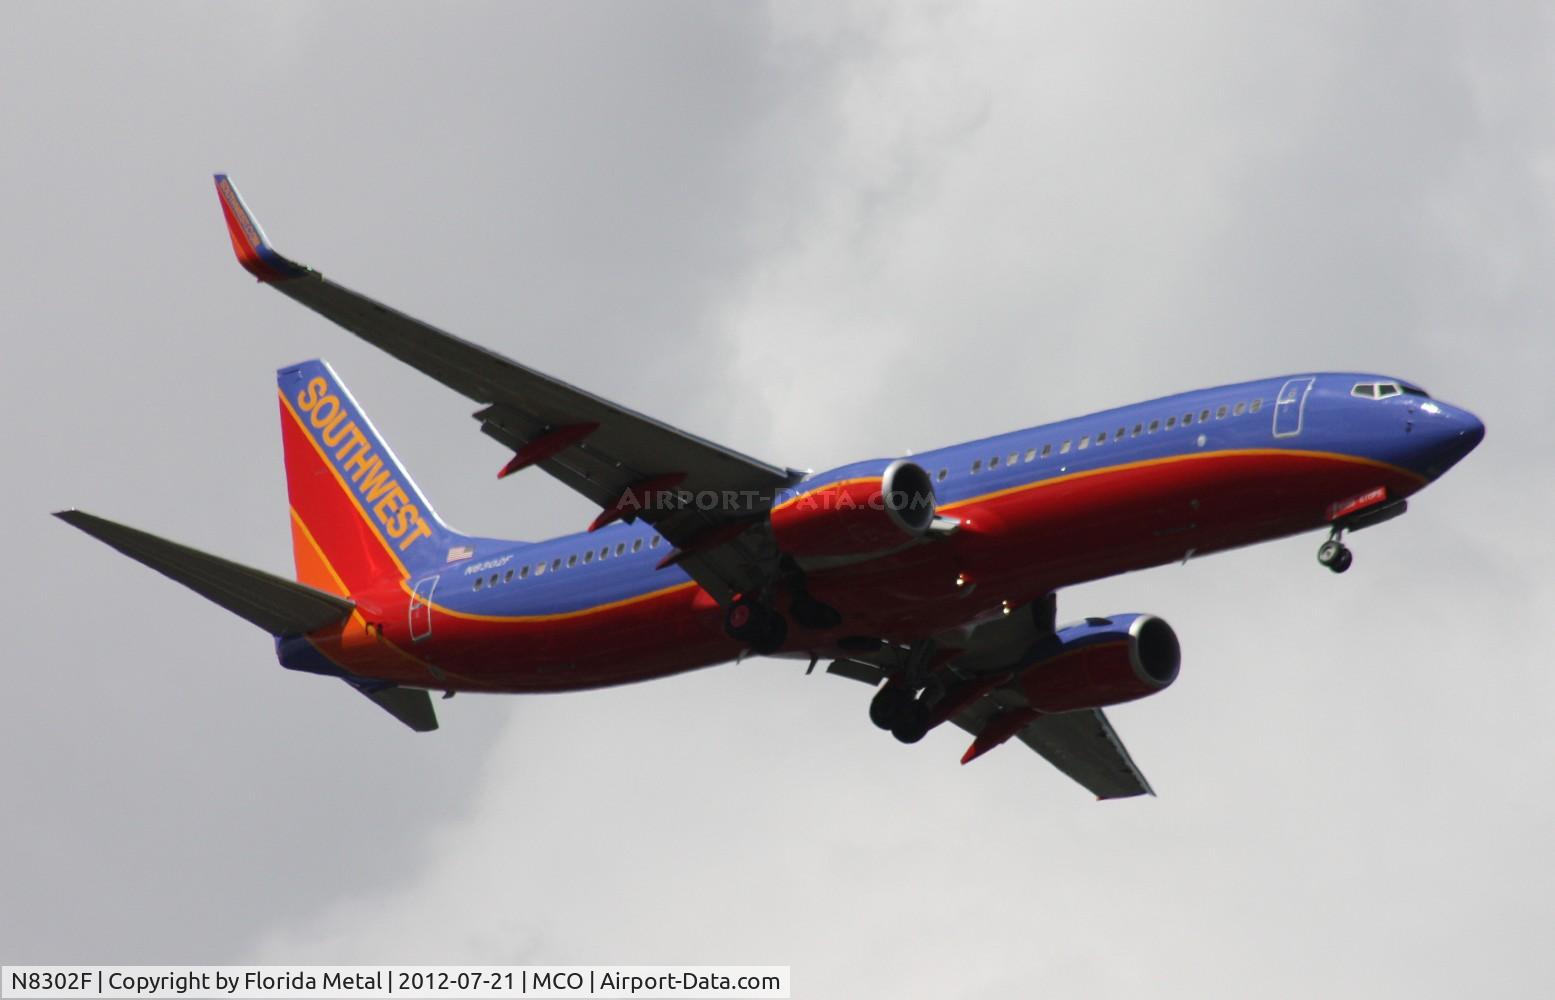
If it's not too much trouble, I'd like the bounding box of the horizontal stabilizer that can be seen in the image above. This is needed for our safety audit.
[355,683,439,732]
[54,510,355,636]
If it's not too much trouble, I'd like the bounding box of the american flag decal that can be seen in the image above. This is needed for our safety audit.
[446,545,475,563]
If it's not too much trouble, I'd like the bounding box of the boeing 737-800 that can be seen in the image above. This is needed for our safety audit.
[54,176,1485,798]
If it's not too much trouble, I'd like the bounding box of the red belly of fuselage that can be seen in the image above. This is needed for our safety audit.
[307,449,1421,694]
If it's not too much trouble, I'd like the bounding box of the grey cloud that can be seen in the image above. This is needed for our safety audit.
[4,3,1551,997]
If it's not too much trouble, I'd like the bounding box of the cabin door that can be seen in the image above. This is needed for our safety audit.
[1273,377,1315,438]
[409,574,438,642]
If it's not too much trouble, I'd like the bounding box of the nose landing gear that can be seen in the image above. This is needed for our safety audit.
[1317,530,1353,574]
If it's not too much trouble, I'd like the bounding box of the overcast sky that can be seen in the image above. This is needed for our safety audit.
[3,3,1552,997]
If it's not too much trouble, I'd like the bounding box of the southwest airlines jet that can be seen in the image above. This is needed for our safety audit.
[55,176,1485,799]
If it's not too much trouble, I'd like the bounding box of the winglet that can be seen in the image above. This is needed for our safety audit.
[213,174,310,282]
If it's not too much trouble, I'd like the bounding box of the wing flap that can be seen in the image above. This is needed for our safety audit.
[54,510,355,637]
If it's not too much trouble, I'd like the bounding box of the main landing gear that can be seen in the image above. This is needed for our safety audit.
[870,683,933,744]
[867,640,938,744]
[724,587,841,655]
[1317,529,1353,574]
[724,596,788,654]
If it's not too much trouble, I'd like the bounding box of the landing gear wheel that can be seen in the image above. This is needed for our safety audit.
[891,701,931,744]
[1317,539,1352,574]
[869,684,915,730]
[725,598,789,654]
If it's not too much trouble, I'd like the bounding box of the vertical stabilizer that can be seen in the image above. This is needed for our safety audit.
[277,359,470,594]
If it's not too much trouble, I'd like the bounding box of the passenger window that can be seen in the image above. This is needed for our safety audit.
[1094,431,1106,446]
[600,546,609,559]
[504,569,514,583]
[583,551,593,564]
[1078,436,1090,450]
[972,459,982,473]
[1116,427,1126,441]
[535,562,547,576]
[937,468,948,482]
[632,539,643,553]
[990,455,1000,469]
[1060,440,1072,455]
[1234,402,1245,416]
[488,574,499,586]
[1132,423,1142,437]
[1182,413,1194,426]
[1200,409,1211,422]
[1251,399,1263,413]
[567,555,577,568]
[615,543,626,557]
[1149,419,1160,433]
[1216,405,1228,419]
[1024,448,1036,462]
[520,565,530,579]
[1009,452,1019,466]
[473,577,483,591]
[1041,443,1052,458]
[551,558,562,571]
[650,536,661,548]
[1166,416,1176,429]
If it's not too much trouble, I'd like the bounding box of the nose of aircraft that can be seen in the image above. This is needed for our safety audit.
[1415,400,1485,480]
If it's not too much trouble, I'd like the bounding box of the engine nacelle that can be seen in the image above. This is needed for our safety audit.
[770,459,937,558]
[1017,614,1180,713]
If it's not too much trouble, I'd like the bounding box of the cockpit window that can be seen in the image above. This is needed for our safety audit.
[1354,380,1427,400]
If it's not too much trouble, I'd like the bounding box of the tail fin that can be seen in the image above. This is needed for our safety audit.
[278,359,471,594]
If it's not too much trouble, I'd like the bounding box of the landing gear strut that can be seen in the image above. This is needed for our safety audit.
[1317,529,1353,574]
[725,596,788,654]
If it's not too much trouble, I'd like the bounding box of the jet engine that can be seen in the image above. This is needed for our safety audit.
[770,459,938,557]
[1018,614,1180,712]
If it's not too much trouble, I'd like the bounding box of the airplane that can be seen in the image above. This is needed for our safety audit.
[54,175,1486,799]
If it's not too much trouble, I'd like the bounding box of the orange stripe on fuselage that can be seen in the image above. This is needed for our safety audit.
[936,447,1424,515]
[771,448,1419,521]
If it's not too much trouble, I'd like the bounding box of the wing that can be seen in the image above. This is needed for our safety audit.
[949,698,1154,800]
[215,175,798,602]
[826,648,1156,799]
